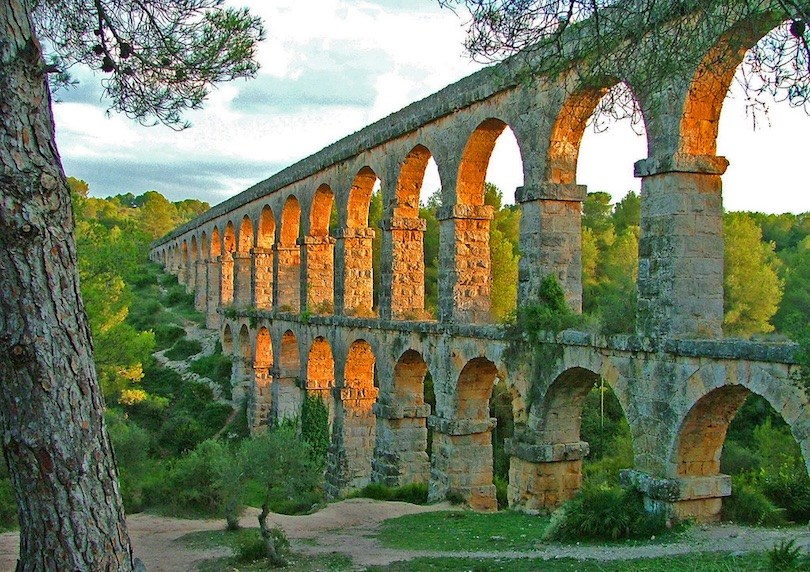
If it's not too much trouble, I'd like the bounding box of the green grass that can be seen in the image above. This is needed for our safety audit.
[376,510,550,552]
[165,338,203,361]
[189,346,232,400]
[182,529,354,572]
[366,552,773,572]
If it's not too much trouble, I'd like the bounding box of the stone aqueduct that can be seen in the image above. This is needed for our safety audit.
[150,4,808,520]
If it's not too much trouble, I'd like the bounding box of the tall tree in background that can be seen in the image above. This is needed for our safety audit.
[0,1,263,569]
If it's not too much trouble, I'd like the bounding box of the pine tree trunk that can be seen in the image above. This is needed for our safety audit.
[0,1,137,570]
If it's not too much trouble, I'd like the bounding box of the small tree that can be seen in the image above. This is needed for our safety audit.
[238,426,322,566]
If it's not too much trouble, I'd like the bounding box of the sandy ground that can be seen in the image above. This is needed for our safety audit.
[2,499,810,571]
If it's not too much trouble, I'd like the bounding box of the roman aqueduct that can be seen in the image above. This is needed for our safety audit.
[150,2,808,521]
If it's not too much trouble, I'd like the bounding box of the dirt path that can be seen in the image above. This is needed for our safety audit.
[2,499,809,571]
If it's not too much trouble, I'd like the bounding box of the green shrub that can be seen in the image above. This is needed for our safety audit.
[164,284,195,308]
[159,273,178,288]
[494,476,508,510]
[0,477,18,531]
[301,393,329,469]
[106,410,152,474]
[189,343,233,399]
[353,482,428,505]
[720,440,760,475]
[153,324,186,350]
[544,484,667,542]
[235,528,290,565]
[722,479,787,526]
[158,413,208,455]
[768,539,809,571]
[762,461,810,523]
[165,338,202,361]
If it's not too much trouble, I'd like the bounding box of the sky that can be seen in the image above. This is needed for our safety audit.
[51,0,810,214]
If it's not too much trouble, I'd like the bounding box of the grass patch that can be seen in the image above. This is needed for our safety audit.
[182,528,354,572]
[367,552,774,572]
[376,510,549,552]
[165,338,203,361]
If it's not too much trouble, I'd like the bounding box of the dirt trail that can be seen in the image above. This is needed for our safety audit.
[2,499,809,571]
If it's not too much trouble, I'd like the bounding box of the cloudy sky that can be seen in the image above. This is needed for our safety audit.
[52,0,809,214]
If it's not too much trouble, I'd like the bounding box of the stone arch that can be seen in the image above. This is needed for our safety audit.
[200,230,209,259]
[395,145,432,218]
[257,204,275,249]
[678,16,780,157]
[310,184,334,237]
[210,226,221,258]
[274,329,303,422]
[281,195,301,246]
[250,326,273,430]
[190,235,199,262]
[306,336,336,430]
[534,367,599,443]
[255,326,272,367]
[347,167,377,228]
[457,118,520,206]
[221,323,233,356]
[223,221,236,254]
[238,324,251,362]
[278,196,302,312]
[238,214,253,252]
[456,357,498,421]
[306,185,336,313]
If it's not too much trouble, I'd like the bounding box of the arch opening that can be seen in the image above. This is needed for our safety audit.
[307,185,336,314]
[278,196,302,312]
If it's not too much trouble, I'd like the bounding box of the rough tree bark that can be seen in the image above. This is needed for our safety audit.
[0,1,137,569]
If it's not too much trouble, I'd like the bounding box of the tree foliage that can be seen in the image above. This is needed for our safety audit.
[36,0,265,128]
[439,1,810,122]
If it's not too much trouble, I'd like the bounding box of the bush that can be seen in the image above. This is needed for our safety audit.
[164,284,195,308]
[720,440,761,475]
[544,484,667,542]
[235,527,290,565]
[762,461,810,523]
[153,324,186,350]
[353,482,429,505]
[494,476,508,510]
[165,338,202,361]
[768,539,809,571]
[301,394,329,469]
[189,344,233,400]
[722,479,787,526]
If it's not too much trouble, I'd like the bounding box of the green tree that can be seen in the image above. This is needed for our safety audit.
[612,191,640,235]
[774,236,810,337]
[0,2,262,568]
[724,212,783,336]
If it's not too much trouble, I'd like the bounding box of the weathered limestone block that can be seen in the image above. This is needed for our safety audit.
[275,245,301,312]
[205,259,221,329]
[428,415,497,511]
[635,154,727,339]
[516,183,586,313]
[232,252,252,308]
[271,373,303,424]
[325,387,378,498]
[219,252,234,307]
[379,217,427,320]
[249,365,273,432]
[186,258,197,295]
[437,204,493,324]
[335,227,375,316]
[194,260,207,313]
[301,236,336,314]
[251,247,273,310]
[620,469,731,523]
[505,435,589,512]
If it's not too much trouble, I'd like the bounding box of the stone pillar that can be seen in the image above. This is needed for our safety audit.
[271,366,303,424]
[506,430,589,512]
[436,204,494,323]
[335,227,375,316]
[230,355,251,406]
[635,154,727,339]
[300,236,336,314]
[516,184,586,313]
[206,258,221,329]
[194,259,207,313]
[232,252,252,308]
[219,252,234,307]
[274,244,300,313]
[371,402,431,487]
[251,247,274,310]
[177,257,187,286]
[620,470,731,523]
[379,217,427,321]
[427,415,497,511]
[325,386,378,499]
[249,364,273,432]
